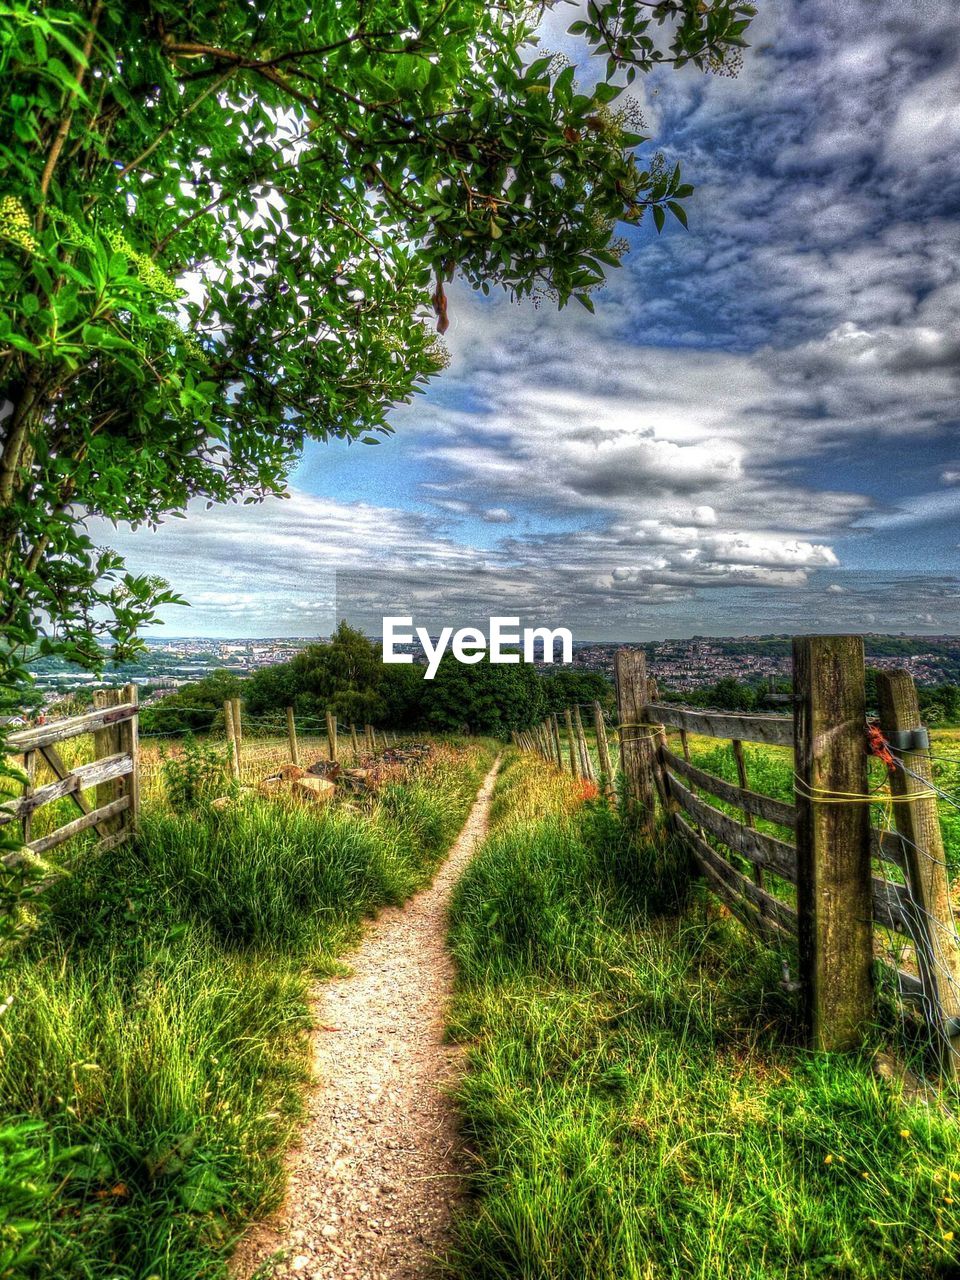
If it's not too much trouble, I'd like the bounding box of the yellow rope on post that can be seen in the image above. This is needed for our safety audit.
[792,776,937,804]
[616,722,664,743]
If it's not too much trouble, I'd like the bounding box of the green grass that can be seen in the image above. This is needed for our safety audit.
[0,740,494,1279]
[448,751,960,1280]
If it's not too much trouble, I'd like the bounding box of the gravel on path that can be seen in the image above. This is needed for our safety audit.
[231,757,501,1280]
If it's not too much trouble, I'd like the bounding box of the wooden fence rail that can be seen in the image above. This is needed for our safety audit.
[3,685,140,869]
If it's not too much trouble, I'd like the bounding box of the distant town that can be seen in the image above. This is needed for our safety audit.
[23,632,960,710]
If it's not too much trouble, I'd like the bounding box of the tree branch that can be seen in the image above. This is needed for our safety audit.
[38,1,103,203]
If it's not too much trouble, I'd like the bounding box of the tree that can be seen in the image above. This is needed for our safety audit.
[138,667,243,734]
[424,655,545,736]
[245,621,393,725]
[919,683,960,727]
[0,0,754,680]
[539,668,614,715]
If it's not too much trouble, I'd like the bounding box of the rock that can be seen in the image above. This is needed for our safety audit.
[307,759,342,781]
[321,1224,339,1239]
[210,795,232,811]
[292,777,336,804]
[290,1256,311,1272]
[278,763,307,781]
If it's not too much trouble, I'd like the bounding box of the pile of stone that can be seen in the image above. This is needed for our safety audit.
[309,742,435,793]
[250,742,435,805]
[257,762,335,804]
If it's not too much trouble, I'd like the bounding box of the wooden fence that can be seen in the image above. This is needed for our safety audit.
[1,684,139,868]
[3,694,401,844]
[515,635,960,1074]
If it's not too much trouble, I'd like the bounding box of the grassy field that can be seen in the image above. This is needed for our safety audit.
[448,750,960,1280]
[0,737,494,1280]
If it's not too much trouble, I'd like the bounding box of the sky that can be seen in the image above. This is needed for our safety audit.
[98,0,960,640]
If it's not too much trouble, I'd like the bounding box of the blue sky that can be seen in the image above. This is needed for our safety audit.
[101,0,960,638]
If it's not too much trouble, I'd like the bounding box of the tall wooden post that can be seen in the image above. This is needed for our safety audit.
[119,683,140,833]
[326,710,338,762]
[231,697,242,745]
[365,724,374,753]
[93,687,124,834]
[614,649,656,838]
[573,705,594,781]
[550,714,563,770]
[286,706,300,767]
[793,635,872,1052]
[563,708,580,778]
[877,669,960,1075]
[224,699,241,782]
[350,723,360,757]
[593,702,615,799]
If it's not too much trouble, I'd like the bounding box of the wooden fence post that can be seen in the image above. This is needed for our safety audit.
[224,699,241,782]
[573,705,594,781]
[365,724,374,752]
[20,750,36,846]
[286,706,300,766]
[731,738,764,889]
[326,710,338,762]
[93,687,123,835]
[614,649,656,838]
[350,723,360,757]
[563,708,580,778]
[550,714,563,770]
[232,697,242,745]
[119,683,140,834]
[793,635,873,1051]
[877,669,960,1075]
[593,702,615,800]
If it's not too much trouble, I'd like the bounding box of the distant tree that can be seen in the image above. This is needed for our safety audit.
[244,662,301,719]
[139,669,242,734]
[539,669,614,716]
[706,677,756,712]
[424,655,545,737]
[245,622,395,726]
[0,680,42,719]
[660,676,758,712]
[919,683,960,726]
[380,663,427,728]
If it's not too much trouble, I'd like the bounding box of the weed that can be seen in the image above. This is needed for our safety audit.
[160,734,230,810]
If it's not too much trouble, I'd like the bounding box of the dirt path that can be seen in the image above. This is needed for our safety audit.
[232,758,501,1280]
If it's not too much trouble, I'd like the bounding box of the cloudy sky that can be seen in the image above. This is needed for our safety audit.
[102,0,960,639]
